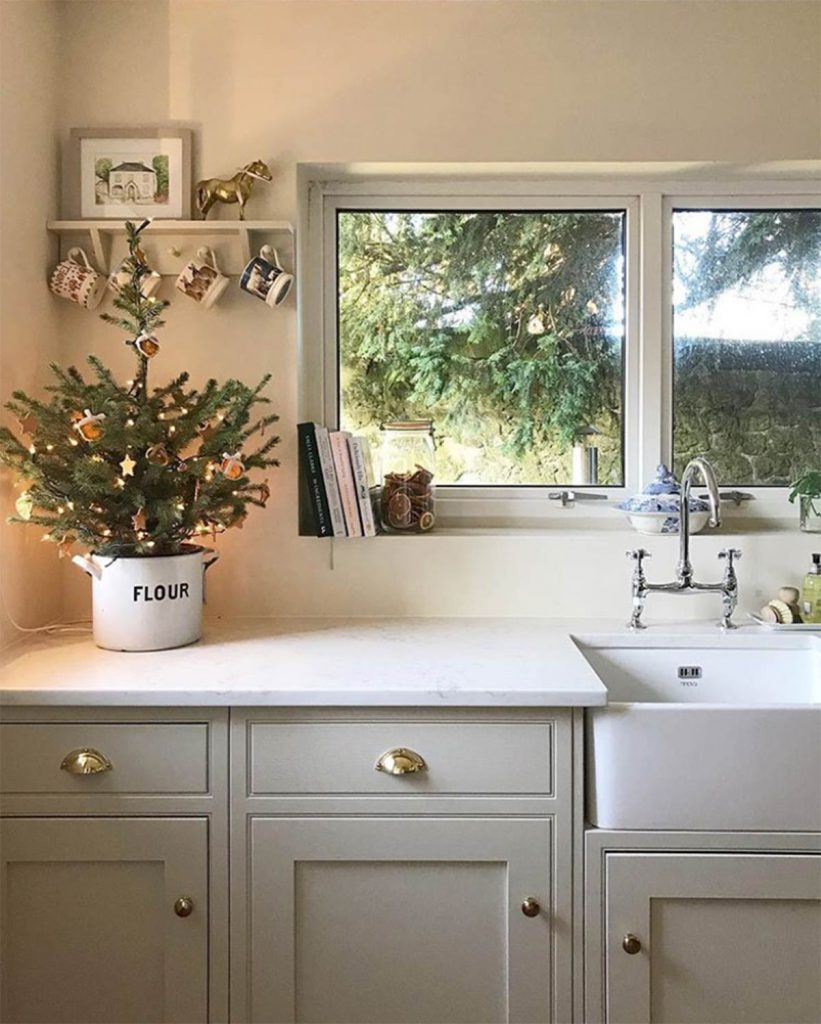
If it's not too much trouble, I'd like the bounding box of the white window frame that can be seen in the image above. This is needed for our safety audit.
[299,165,821,528]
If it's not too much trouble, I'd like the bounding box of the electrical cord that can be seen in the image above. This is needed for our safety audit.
[0,584,91,636]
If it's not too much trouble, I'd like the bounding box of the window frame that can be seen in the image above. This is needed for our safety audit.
[299,167,821,527]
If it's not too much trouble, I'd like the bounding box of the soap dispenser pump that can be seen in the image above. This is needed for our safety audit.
[802,553,821,624]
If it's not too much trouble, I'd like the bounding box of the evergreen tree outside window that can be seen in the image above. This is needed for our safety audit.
[673,209,821,486]
[337,210,626,486]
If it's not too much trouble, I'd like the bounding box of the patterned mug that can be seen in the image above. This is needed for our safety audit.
[175,246,229,309]
[239,245,293,308]
[49,248,107,310]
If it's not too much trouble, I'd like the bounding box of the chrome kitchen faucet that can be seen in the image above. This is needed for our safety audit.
[627,457,741,630]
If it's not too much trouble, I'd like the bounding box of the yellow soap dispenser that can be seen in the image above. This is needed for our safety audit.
[802,553,821,624]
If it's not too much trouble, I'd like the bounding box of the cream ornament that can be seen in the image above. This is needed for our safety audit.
[120,453,137,477]
[15,491,34,520]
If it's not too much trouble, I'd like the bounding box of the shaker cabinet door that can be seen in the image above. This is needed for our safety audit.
[605,852,821,1024]
[245,816,557,1024]
[0,817,209,1024]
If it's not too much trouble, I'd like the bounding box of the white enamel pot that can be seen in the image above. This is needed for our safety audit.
[72,546,219,652]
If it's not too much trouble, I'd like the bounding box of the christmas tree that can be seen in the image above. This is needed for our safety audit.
[0,219,279,558]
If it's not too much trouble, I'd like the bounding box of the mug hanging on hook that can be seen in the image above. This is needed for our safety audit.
[239,244,293,307]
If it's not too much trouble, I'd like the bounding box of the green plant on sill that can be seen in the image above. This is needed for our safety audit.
[789,471,821,520]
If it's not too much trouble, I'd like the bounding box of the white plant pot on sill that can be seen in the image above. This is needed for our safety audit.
[72,545,219,652]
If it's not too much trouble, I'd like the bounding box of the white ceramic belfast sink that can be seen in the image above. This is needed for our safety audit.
[580,637,821,831]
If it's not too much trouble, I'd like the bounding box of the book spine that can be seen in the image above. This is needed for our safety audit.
[297,422,332,537]
[314,425,347,537]
[330,431,363,537]
[348,436,377,537]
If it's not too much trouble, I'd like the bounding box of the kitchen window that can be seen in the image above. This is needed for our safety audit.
[671,206,821,487]
[301,170,820,526]
[338,208,627,487]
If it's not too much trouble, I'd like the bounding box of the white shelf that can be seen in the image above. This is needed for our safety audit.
[47,219,295,272]
[47,219,294,234]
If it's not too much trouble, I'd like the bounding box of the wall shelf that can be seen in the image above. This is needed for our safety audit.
[47,219,295,274]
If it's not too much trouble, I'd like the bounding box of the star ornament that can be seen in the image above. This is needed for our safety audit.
[17,414,38,436]
[119,453,137,477]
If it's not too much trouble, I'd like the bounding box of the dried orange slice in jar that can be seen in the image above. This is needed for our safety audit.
[387,490,413,529]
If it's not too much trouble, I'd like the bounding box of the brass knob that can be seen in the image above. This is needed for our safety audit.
[375,748,427,776]
[60,748,113,775]
[521,897,541,918]
[174,896,194,918]
[622,933,641,954]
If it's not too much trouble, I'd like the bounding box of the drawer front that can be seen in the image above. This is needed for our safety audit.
[249,721,554,796]
[0,723,209,795]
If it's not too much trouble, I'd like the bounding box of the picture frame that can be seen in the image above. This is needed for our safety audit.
[70,127,192,219]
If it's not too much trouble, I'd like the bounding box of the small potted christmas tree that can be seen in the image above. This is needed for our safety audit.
[0,220,280,650]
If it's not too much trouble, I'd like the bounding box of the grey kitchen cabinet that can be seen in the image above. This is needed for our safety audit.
[246,816,553,1024]
[231,709,579,1024]
[0,707,229,1024]
[0,706,582,1024]
[586,834,821,1024]
[0,817,209,1024]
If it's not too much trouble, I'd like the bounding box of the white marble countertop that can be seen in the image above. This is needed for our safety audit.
[0,617,807,707]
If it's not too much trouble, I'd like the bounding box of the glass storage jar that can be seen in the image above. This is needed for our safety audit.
[379,421,436,533]
[800,494,821,533]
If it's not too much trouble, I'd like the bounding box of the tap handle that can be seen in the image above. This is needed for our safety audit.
[718,548,742,583]
[627,548,651,581]
[627,548,651,565]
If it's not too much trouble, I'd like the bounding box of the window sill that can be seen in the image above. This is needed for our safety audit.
[311,516,800,539]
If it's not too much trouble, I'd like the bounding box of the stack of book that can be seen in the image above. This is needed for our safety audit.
[298,423,379,538]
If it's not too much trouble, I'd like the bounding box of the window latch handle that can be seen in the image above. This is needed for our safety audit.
[548,490,607,507]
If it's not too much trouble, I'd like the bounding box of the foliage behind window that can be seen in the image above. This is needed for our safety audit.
[337,210,626,486]
[673,210,821,486]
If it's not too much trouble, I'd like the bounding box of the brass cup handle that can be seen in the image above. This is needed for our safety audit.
[622,933,642,955]
[174,896,194,918]
[60,747,113,775]
[374,747,427,776]
[521,897,541,918]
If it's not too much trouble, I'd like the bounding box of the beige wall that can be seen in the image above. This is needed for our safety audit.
[0,0,62,646]
[3,0,820,638]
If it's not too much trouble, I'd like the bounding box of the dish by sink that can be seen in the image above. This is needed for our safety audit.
[748,612,821,631]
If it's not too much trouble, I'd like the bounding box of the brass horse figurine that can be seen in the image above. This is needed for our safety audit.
[194,160,272,220]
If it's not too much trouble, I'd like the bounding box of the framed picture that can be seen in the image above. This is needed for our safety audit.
[71,127,192,219]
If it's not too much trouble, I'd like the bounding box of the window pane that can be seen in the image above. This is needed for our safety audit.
[337,210,625,486]
[673,209,821,486]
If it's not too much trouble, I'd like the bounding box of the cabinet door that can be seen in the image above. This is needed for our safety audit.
[606,852,821,1024]
[247,817,556,1024]
[0,817,208,1024]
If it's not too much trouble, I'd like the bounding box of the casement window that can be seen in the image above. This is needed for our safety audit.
[300,170,820,527]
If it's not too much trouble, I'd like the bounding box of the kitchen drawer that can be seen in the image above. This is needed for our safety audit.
[0,722,209,795]
[248,720,554,796]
